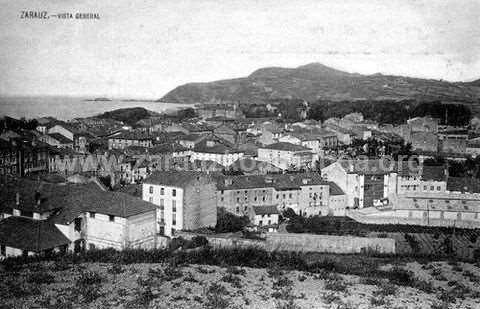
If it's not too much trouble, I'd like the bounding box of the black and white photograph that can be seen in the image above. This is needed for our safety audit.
[1,0,480,308]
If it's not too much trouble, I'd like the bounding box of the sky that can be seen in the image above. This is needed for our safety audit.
[0,0,479,99]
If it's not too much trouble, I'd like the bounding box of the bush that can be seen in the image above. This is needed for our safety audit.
[188,236,209,248]
[76,271,103,286]
[163,265,183,281]
[26,271,55,284]
[384,267,415,287]
[373,282,397,296]
[215,207,249,233]
[324,279,348,292]
[107,264,124,275]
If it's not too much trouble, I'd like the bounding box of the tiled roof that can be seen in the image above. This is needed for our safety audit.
[143,171,209,187]
[110,131,153,141]
[0,179,157,223]
[260,142,311,152]
[329,182,345,196]
[0,216,71,252]
[215,173,327,190]
[253,205,279,215]
[48,133,73,144]
[194,141,241,154]
[229,158,282,173]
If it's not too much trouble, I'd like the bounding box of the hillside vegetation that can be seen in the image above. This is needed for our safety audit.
[159,63,480,113]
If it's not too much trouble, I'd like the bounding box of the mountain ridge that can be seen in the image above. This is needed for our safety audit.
[158,63,480,108]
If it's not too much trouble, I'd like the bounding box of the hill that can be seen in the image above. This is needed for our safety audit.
[96,107,159,126]
[158,63,480,108]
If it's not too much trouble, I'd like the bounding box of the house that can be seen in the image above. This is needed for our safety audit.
[410,131,438,152]
[257,142,313,170]
[321,160,390,208]
[278,133,320,154]
[0,216,71,258]
[259,123,284,145]
[407,116,439,133]
[0,139,19,176]
[108,131,154,150]
[142,171,217,237]
[196,102,244,120]
[324,124,353,145]
[252,205,279,232]
[322,159,449,209]
[0,178,158,254]
[191,140,244,167]
[214,173,341,217]
[44,133,74,149]
[229,158,282,175]
[178,134,207,149]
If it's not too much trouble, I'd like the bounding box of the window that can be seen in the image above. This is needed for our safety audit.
[430,186,434,191]
[236,206,240,213]
[259,220,263,226]
[171,228,176,236]
[423,186,427,191]
[109,215,115,222]
[172,200,177,212]
[172,189,176,197]
[149,197,153,203]
[437,186,441,191]
[159,199,164,209]
[89,212,95,218]
[1,245,5,256]
[89,244,96,250]
[172,214,176,225]
[149,186,154,194]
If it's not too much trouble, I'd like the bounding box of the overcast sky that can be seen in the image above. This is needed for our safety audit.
[0,0,479,98]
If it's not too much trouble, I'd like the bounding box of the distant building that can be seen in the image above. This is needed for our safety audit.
[142,171,217,237]
[191,140,244,167]
[108,132,154,150]
[257,142,314,170]
[252,205,279,232]
[214,173,343,217]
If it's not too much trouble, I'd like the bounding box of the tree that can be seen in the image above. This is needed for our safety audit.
[215,207,249,233]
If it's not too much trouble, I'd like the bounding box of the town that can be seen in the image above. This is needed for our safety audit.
[2,101,480,260]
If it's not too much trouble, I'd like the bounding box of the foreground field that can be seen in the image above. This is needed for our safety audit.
[1,259,480,309]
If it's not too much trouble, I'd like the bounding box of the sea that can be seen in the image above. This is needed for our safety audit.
[0,96,191,120]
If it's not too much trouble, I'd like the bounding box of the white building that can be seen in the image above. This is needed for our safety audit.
[257,142,314,170]
[142,171,217,237]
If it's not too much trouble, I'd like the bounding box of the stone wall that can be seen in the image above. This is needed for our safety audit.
[176,231,396,255]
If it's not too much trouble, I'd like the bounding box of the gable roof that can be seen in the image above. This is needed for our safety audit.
[215,173,328,191]
[0,179,157,224]
[260,142,311,152]
[0,216,70,252]
[143,171,209,188]
[48,133,73,144]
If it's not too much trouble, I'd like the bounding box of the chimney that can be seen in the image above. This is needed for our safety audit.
[15,192,20,205]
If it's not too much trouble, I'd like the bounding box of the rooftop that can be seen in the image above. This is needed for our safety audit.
[143,171,210,188]
[0,179,157,223]
[260,142,311,152]
[0,216,71,252]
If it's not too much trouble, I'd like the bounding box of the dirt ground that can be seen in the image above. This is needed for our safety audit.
[1,260,480,309]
